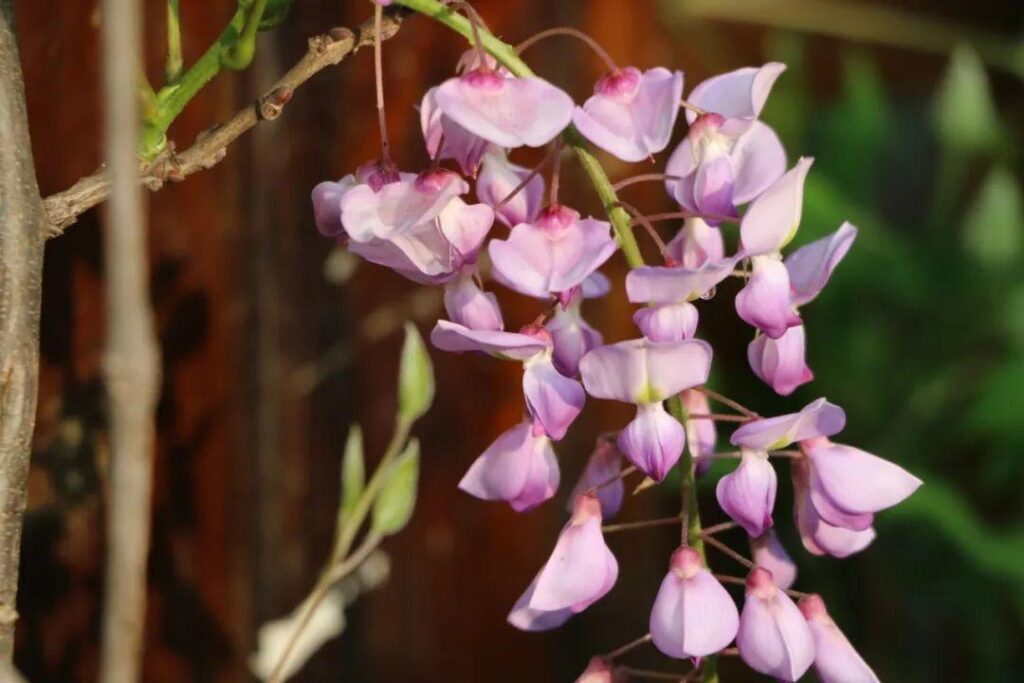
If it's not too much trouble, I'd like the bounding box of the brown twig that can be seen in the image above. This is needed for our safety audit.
[42,8,409,237]
[97,0,161,682]
[0,0,46,659]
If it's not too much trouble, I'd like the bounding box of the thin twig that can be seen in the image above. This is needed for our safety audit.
[604,633,652,659]
[602,515,682,535]
[98,0,161,681]
[686,413,750,423]
[705,536,755,570]
[695,387,757,418]
[586,465,636,496]
[42,8,410,236]
[701,521,738,537]
[612,173,683,192]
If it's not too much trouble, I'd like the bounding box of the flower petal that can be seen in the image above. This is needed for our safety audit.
[748,326,814,396]
[735,255,802,339]
[580,338,713,404]
[476,151,545,228]
[731,397,846,450]
[617,403,685,482]
[716,450,778,537]
[523,353,586,440]
[785,222,858,307]
[739,157,812,256]
[430,320,548,360]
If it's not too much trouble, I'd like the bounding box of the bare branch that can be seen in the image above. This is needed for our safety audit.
[42,8,408,237]
[0,0,46,659]
[96,0,161,681]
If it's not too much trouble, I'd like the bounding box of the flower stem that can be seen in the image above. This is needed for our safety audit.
[165,0,183,84]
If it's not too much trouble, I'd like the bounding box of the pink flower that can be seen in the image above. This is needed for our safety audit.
[650,547,739,660]
[489,205,617,299]
[573,67,684,162]
[459,420,559,512]
[435,69,574,148]
[731,398,846,450]
[748,325,814,396]
[734,255,802,339]
[527,495,618,613]
[443,268,504,331]
[420,85,492,175]
[793,459,877,558]
[750,531,798,590]
[737,567,815,681]
[311,176,356,237]
[626,257,738,305]
[567,439,624,519]
[684,63,787,135]
[739,157,813,257]
[667,218,725,268]
[785,222,858,307]
[548,287,604,376]
[633,302,699,343]
[716,449,777,537]
[681,389,716,475]
[475,151,545,227]
[799,594,881,683]
[341,168,469,242]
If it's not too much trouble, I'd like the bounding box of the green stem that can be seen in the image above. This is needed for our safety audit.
[396,0,709,677]
[394,0,644,267]
[165,0,183,84]
[221,0,269,70]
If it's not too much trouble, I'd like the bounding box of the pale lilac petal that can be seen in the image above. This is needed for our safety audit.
[523,354,586,440]
[476,152,545,228]
[666,217,726,268]
[489,208,616,298]
[693,154,737,221]
[581,272,612,298]
[685,63,787,126]
[735,255,802,339]
[731,397,846,450]
[580,338,713,404]
[420,86,445,159]
[508,575,573,631]
[650,547,739,659]
[459,420,559,511]
[443,271,504,331]
[435,71,574,148]
[806,441,922,517]
[730,121,787,204]
[633,302,700,343]
[312,176,356,237]
[716,449,777,537]
[794,463,876,558]
[617,402,685,482]
[799,595,881,683]
[348,234,453,285]
[430,320,548,360]
[548,300,603,376]
[573,67,684,162]
[568,440,624,519]
[750,531,797,590]
[437,197,494,261]
[737,567,815,682]
[786,222,858,307]
[341,170,468,242]
[739,157,813,256]
[748,326,814,396]
[530,496,617,611]
[682,389,716,472]
[626,257,737,304]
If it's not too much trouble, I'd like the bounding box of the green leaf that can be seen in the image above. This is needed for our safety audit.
[933,45,1002,156]
[340,425,365,519]
[962,166,1024,267]
[372,439,420,536]
[398,323,435,422]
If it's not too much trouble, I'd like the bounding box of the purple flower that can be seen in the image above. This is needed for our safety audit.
[443,268,504,331]
[430,321,584,439]
[567,439,623,519]
[573,67,684,162]
[626,256,738,305]
[737,566,815,682]
[311,176,356,238]
[799,594,881,683]
[748,325,814,396]
[435,69,574,149]
[785,221,858,307]
[731,398,846,451]
[420,85,492,176]
[681,389,716,475]
[459,420,559,512]
[750,530,797,590]
[716,449,777,537]
[633,302,699,343]
[667,218,725,268]
[527,495,618,612]
[507,574,573,632]
[475,151,545,227]
[735,255,802,339]
[489,205,617,298]
[580,338,712,480]
[793,459,877,558]
[548,287,604,376]
[341,168,469,242]
[739,157,813,256]
[684,63,788,135]
[650,546,739,660]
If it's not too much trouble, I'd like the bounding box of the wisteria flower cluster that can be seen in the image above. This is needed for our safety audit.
[313,2,921,680]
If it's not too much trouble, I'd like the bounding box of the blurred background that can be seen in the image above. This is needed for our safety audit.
[12,0,1024,681]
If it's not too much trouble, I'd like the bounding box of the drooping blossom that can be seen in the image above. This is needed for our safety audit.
[574,657,627,683]
[567,439,623,519]
[521,494,618,616]
[750,530,797,590]
[459,419,559,512]
[785,222,858,307]
[573,67,684,162]
[489,205,617,299]
[649,546,739,660]
[435,68,574,149]
[667,217,725,268]
[443,268,504,331]
[716,449,777,537]
[548,286,604,376]
[632,302,699,343]
[348,197,494,284]
[580,338,712,480]
[681,389,716,475]
[799,595,881,683]
[431,321,584,440]
[793,458,877,558]
[312,176,356,238]
[507,574,573,632]
[665,64,788,221]
[731,398,845,451]
[748,325,813,396]
[420,85,492,176]
[737,567,815,682]
[475,151,545,227]
[627,256,738,341]
[341,168,469,243]
[735,254,802,339]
